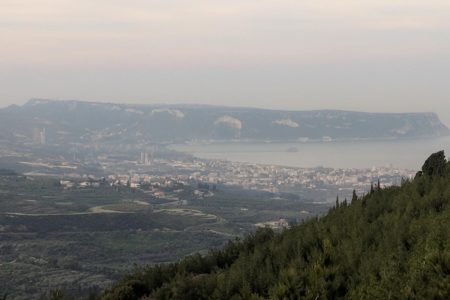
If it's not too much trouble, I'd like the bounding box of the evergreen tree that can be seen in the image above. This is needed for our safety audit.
[421,150,446,177]
[352,190,358,203]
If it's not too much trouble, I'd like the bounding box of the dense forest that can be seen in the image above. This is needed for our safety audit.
[52,151,450,299]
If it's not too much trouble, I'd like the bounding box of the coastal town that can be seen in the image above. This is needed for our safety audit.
[54,152,415,203]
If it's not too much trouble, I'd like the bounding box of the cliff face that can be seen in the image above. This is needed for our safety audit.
[1,99,449,144]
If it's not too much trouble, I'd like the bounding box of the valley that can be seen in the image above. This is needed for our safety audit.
[0,174,326,299]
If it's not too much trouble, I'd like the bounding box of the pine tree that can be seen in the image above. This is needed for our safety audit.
[352,190,358,203]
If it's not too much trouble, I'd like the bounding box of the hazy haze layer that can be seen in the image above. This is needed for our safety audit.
[1,0,450,124]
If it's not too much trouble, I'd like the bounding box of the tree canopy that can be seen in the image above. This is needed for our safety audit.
[421,150,447,177]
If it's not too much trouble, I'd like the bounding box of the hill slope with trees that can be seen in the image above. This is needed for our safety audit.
[98,152,450,299]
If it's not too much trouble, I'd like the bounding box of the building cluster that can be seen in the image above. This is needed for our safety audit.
[41,149,416,200]
[256,218,291,230]
[139,151,153,166]
[95,155,416,197]
[146,159,415,193]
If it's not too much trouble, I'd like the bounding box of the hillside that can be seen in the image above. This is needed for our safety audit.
[99,151,450,300]
[1,99,449,144]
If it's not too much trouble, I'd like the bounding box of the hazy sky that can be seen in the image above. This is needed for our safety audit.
[1,0,450,124]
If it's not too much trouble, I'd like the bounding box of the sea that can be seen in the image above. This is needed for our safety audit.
[169,136,450,170]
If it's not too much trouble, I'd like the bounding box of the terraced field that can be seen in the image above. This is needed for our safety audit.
[157,208,218,220]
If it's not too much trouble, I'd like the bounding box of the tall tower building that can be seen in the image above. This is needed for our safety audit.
[40,128,46,145]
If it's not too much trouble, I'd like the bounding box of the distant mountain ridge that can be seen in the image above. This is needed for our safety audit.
[0,99,448,144]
